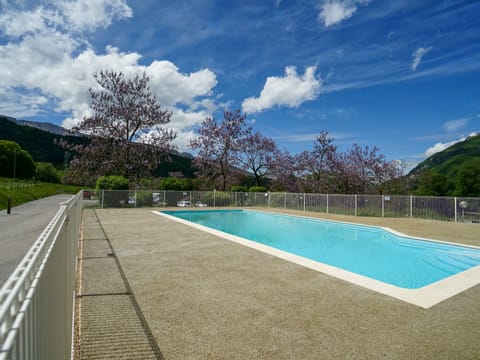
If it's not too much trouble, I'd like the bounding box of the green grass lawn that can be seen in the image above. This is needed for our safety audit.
[0,178,81,210]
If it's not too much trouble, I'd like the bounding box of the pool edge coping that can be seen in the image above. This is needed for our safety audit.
[153,209,480,309]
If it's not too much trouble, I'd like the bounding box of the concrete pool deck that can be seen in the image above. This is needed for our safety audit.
[75,208,480,359]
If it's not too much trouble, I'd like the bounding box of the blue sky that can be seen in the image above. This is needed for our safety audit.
[0,0,479,168]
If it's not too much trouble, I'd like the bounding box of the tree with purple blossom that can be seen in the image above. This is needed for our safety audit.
[238,132,279,187]
[297,131,337,193]
[60,70,175,185]
[189,109,251,191]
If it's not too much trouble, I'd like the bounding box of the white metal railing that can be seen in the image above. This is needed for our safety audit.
[0,192,83,360]
[95,190,480,223]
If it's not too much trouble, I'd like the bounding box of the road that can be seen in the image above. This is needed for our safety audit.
[0,194,73,287]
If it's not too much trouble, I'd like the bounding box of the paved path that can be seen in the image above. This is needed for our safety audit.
[0,194,73,287]
[75,209,161,359]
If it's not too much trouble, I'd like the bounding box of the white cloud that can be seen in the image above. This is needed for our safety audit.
[164,108,209,151]
[0,6,58,37]
[56,0,133,32]
[0,1,219,151]
[442,117,469,132]
[424,132,477,157]
[242,66,322,114]
[0,88,49,118]
[318,0,370,27]
[170,108,209,131]
[169,129,198,153]
[146,61,217,107]
[275,133,320,142]
[424,141,454,157]
[411,46,433,71]
[0,0,132,36]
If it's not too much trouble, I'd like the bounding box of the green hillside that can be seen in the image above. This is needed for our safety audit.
[0,115,195,177]
[409,133,480,196]
[410,133,480,177]
[0,115,85,167]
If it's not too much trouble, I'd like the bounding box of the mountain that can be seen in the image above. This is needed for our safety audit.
[0,115,85,166]
[0,115,195,176]
[6,116,70,135]
[409,133,480,178]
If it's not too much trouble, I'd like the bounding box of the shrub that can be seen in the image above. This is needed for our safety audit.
[96,175,129,190]
[35,162,60,183]
[159,176,192,190]
[248,186,267,193]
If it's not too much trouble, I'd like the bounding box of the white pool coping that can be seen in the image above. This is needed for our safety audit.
[153,209,480,309]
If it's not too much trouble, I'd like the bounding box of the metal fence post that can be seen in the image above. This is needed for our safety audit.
[454,197,458,223]
[213,190,216,207]
[326,194,329,214]
[382,195,385,217]
[101,189,104,208]
[284,192,287,209]
[303,193,306,212]
[410,195,413,218]
[355,194,358,216]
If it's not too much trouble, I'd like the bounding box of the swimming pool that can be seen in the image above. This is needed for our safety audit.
[156,209,480,307]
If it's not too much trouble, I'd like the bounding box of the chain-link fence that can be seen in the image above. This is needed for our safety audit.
[93,190,480,223]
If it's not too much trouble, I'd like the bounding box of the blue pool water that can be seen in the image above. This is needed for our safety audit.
[162,210,480,289]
